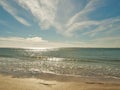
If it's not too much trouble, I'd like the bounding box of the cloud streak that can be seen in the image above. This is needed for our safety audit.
[83,17,120,36]
[16,0,57,29]
[0,0,30,26]
[1,0,119,37]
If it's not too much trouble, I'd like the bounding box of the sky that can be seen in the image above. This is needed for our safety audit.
[0,0,120,48]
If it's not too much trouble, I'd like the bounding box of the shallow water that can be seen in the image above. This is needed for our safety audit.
[0,48,120,80]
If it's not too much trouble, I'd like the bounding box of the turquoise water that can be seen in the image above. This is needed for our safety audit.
[0,48,120,79]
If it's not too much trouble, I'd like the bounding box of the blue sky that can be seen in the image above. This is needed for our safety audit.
[0,0,120,48]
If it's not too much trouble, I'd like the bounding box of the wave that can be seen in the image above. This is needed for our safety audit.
[0,48,120,62]
[0,53,120,64]
[0,48,120,80]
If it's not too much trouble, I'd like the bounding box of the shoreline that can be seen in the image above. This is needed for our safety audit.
[1,71,120,83]
[0,74,120,90]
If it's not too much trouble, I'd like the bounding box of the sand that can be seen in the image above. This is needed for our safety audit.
[0,74,120,90]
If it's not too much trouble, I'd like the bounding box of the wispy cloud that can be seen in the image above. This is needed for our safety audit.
[13,0,102,35]
[1,0,119,38]
[16,0,57,29]
[0,0,30,26]
[55,0,104,36]
[66,0,101,27]
[83,17,120,37]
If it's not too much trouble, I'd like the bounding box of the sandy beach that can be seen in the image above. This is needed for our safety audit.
[0,74,120,90]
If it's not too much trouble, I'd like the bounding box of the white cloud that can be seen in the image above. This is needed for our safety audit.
[0,37,82,48]
[93,36,120,42]
[1,0,117,36]
[65,20,99,36]
[14,0,103,36]
[90,36,120,48]
[0,37,49,48]
[0,0,119,38]
[26,37,47,42]
[69,36,120,48]
[66,0,101,26]
[0,0,30,26]
[16,0,57,29]
[83,17,120,36]
[0,37,47,43]
[0,36,120,48]
[15,16,30,26]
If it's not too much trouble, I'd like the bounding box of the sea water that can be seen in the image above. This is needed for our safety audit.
[0,48,120,80]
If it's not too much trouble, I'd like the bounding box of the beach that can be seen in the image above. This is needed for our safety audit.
[0,74,120,90]
[0,48,120,90]
[0,0,120,89]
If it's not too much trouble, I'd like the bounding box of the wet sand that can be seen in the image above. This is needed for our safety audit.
[0,74,120,90]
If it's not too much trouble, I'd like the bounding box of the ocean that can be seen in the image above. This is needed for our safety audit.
[0,48,120,80]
